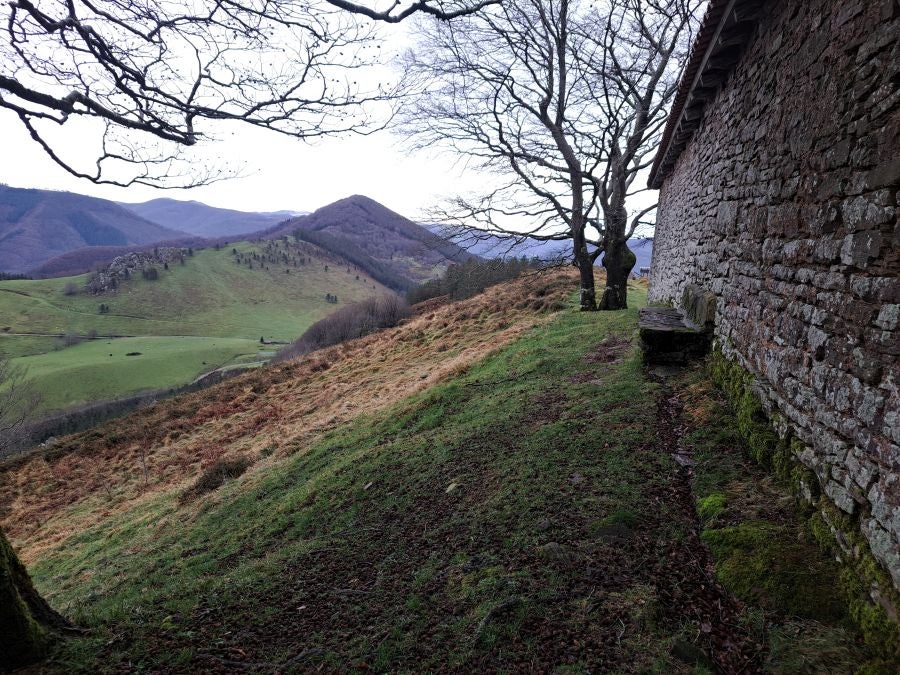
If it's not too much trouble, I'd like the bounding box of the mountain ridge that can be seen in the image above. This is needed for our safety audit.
[269,195,477,290]
[119,198,304,238]
[424,222,654,271]
[0,185,187,274]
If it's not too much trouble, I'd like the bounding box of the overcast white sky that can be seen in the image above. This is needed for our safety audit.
[0,9,659,231]
[0,8,509,222]
[0,107,496,218]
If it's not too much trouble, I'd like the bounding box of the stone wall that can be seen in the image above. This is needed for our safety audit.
[649,0,899,589]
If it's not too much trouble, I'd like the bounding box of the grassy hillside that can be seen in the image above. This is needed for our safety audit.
[0,239,389,412]
[1,271,878,672]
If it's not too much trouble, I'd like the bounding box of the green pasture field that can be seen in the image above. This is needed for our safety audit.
[8,336,261,412]
[0,242,386,341]
[0,240,389,412]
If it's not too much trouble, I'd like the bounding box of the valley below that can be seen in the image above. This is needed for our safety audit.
[0,239,388,415]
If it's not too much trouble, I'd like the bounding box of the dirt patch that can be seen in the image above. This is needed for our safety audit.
[570,335,634,383]
[179,456,253,504]
[526,390,568,427]
[583,335,632,364]
[647,380,764,673]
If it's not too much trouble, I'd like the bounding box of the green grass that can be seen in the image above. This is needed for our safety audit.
[0,334,58,358]
[0,240,389,411]
[18,284,867,672]
[29,285,698,672]
[0,243,386,341]
[6,336,261,411]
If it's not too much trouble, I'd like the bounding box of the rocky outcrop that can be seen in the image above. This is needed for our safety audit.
[649,0,899,592]
[86,247,185,294]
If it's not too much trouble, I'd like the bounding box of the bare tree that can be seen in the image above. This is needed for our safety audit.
[0,0,496,188]
[580,0,698,309]
[0,355,41,455]
[398,0,699,310]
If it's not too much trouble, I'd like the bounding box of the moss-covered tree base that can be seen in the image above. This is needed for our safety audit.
[1,527,69,671]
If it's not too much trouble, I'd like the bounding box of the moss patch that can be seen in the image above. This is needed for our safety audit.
[697,493,726,524]
[672,362,879,671]
[701,522,846,620]
[707,350,900,666]
[707,352,792,479]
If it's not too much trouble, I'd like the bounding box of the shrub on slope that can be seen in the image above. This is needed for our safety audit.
[407,257,537,304]
[275,294,412,362]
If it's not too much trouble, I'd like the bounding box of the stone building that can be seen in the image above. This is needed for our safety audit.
[647,0,899,597]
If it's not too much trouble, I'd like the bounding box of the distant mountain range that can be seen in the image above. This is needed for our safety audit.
[0,186,304,274]
[1,184,653,280]
[119,198,303,238]
[425,224,654,272]
[0,185,186,274]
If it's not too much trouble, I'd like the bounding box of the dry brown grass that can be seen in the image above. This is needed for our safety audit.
[679,378,719,426]
[0,269,576,563]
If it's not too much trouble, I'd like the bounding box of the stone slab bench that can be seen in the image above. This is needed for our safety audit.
[639,284,716,365]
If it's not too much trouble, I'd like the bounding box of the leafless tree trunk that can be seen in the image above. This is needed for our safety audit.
[399,0,699,310]
[583,0,698,309]
[1,526,71,670]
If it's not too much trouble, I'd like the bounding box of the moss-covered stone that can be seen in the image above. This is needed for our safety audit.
[708,349,900,665]
[701,522,847,621]
[811,503,900,663]
[708,351,782,471]
[0,527,68,670]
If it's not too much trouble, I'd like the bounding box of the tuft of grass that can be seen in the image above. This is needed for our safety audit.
[180,457,252,503]
[697,493,726,524]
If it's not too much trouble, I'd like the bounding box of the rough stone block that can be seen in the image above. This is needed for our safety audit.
[875,304,899,330]
[865,156,900,190]
[825,479,857,514]
[840,230,882,267]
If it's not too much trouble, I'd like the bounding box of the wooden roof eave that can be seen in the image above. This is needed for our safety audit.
[648,0,764,189]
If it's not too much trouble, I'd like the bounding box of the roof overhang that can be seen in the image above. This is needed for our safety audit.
[647,0,764,189]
